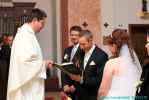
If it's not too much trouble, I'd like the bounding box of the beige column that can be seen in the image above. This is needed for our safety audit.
[68,0,101,45]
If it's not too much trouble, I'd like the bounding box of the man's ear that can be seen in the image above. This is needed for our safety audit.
[89,38,93,42]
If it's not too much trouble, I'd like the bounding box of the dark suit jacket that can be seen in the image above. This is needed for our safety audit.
[61,45,84,99]
[0,45,11,100]
[0,45,11,64]
[0,45,11,80]
[79,46,108,100]
[136,62,149,98]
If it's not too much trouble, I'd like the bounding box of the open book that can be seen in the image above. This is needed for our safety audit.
[58,62,73,66]
[53,62,81,76]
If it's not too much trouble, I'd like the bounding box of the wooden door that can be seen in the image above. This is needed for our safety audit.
[129,24,149,65]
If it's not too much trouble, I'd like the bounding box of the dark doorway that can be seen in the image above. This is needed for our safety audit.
[129,24,149,65]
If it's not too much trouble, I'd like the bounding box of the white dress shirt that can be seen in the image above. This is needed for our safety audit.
[83,45,95,69]
[70,43,79,61]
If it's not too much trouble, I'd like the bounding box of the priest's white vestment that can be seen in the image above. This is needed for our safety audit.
[7,23,46,100]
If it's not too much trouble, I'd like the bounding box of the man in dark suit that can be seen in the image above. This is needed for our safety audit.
[61,25,84,100]
[0,34,13,100]
[136,32,149,99]
[70,30,108,100]
[0,34,13,65]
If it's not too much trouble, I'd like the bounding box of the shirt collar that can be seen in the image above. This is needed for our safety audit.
[85,44,95,56]
[74,43,79,48]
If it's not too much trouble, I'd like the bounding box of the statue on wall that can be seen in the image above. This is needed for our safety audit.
[142,0,148,12]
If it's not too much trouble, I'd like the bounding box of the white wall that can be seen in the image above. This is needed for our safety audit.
[101,0,149,36]
[35,0,54,60]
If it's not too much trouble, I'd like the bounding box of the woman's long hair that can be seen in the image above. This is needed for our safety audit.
[105,29,135,61]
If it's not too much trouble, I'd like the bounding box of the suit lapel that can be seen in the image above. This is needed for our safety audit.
[63,46,73,62]
[84,46,96,70]
[69,46,73,60]
[72,46,84,69]
[72,46,83,61]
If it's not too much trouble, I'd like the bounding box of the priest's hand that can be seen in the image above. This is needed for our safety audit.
[63,85,76,93]
[70,74,81,82]
[45,60,54,69]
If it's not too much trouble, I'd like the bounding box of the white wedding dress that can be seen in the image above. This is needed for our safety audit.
[103,45,142,100]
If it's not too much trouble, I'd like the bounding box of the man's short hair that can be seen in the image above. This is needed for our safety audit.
[70,25,82,33]
[27,8,47,22]
[80,29,93,39]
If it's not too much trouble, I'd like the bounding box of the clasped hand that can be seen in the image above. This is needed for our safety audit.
[45,60,54,69]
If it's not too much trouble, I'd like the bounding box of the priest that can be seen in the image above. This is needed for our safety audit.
[7,8,53,100]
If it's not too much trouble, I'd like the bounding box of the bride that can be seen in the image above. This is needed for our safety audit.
[98,29,142,100]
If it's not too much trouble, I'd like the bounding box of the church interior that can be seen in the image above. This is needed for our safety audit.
[0,0,149,100]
